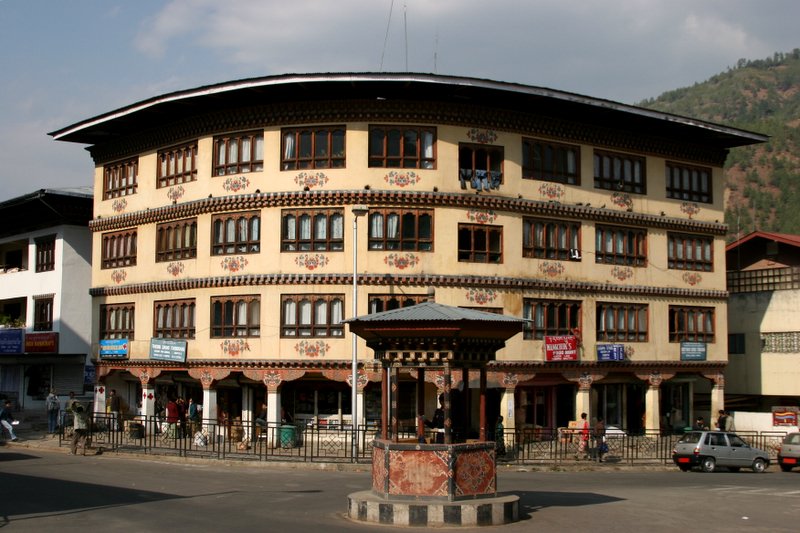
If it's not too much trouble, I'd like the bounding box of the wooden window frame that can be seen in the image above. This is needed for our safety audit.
[368,293,427,314]
[666,162,712,204]
[367,208,434,252]
[211,211,261,256]
[154,298,196,339]
[213,131,264,176]
[458,143,504,190]
[668,232,713,272]
[368,125,436,169]
[156,218,198,262]
[101,229,137,269]
[157,141,198,188]
[281,126,346,170]
[593,149,646,194]
[595,224,647,266]
[211,295,260,338]
[100,303,135,340]
[669,305,715,343]
[522,138,580,185]
[523,299,581,340]
[458,223,503,264]
[35,235,56,272]
[281,294,345,338]
[596,302,649,342]
[33,296,54,331]
[281,208,344,252]
[103,158,138,200]
[522,217,581,260]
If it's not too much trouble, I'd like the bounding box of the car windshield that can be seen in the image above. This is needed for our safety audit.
[784,433,800,445]
[679,432,703,444]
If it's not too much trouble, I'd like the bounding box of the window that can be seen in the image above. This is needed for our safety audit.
[281,294,344,337]
[669,305,715,343]
[666,162,712,204]
[211,295,260,337]
[368,125,435,169]
[154,299,196,339]
[668,233,713,271]
[213,131,264,176]
[103,158,138,199]
[211,211,260,255]
[523,299,581,340]
[156,218,197,262]
[281,127,345,170]
[523,218,581,260]
[281,209,344,251]
[100,303,134,340]
[158,142,198,187]
[596,302,648,342]
[368,209,433,251]
[368,293,426,313]
[35,235,56,272]
[458,224,502,263]
[33,296,54,331]
[593,149,646,194]
[458,143,503,190]
[595,225,647,266]
[728,333,745,355]
[522,138,580,185]
[102,229,137,269]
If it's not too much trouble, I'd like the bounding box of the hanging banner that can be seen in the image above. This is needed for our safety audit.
[544,335,578,361]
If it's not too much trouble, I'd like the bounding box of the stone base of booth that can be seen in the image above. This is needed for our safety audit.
[347,490,519,527]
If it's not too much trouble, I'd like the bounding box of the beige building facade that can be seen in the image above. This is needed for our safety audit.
[51,73,766,437]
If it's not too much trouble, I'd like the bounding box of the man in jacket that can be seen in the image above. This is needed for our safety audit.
[0,400,18,441]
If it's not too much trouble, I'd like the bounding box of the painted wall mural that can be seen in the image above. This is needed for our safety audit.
[680,202,700,219]
[111,270,127,284]
[538,183,564,200]
[466,208,497,224]
[384,253,419,270]
[611,192,633,210]
[294,171,329,189]
[112,198,127,213]
[682,272,702,285]
[465,288,498,305]
[222,175,250,193]
[384,170,420,187]
[294,253,329,270]
[220,339,250,356]
[295,340,330,358]
[167,185,185,202]
[466,128,498,144]
[611,266,634,281]
[166,262,184,277]
[220,256,249,273]
[538,261,565,278]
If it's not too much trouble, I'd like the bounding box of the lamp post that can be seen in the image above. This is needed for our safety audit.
[351,204,368,461]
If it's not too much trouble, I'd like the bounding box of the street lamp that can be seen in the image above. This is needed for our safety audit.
[351,204,368,461]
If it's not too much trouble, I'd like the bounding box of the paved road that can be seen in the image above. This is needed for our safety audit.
[1,447,798,532]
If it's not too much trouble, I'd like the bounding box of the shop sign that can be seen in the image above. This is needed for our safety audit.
[772,406,799,426]
[150,338,187,362]
[99,338,129,359]
[0,328,24,354]
[680,341,707,361]
[596,344,624,361]
[84,365,96,386]
[25,332,59,353]
[544,335,578,361]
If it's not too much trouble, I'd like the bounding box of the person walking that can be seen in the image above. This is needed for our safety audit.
[109,389,122,431]
[0,400,19,441]
[46,388,60,435]
[71,402,91,455]
[716,410,729,432]
[495,416,506,457]
[724,410,735,431]
[576,412,590,460]
[594,417,607,462]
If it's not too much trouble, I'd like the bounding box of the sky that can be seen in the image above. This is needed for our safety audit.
[1,0,798,203]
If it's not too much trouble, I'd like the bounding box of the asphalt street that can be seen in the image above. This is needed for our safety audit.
[1,447,799,532]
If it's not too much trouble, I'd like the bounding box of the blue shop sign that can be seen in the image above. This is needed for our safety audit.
[597,344,625,361]
[99,338,129,359]
[150,338,187,362]
[680,341,707,361]
[0,328,24,354]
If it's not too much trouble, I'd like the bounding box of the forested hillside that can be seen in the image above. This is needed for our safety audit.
[637,49,800,241]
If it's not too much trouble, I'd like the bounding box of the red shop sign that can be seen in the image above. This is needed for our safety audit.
[544,335,578,362]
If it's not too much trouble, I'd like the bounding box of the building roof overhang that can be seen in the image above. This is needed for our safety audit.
[0,188,93,239]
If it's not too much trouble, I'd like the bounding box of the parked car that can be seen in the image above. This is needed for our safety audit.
[672,430,770,473]
[777,432,800,472]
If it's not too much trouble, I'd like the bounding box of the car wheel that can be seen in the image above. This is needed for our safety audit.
[700,456,716,473]
[752,458,767,473]
[728,467,740,473]
[780,464,793,472]
[678,465,691,472]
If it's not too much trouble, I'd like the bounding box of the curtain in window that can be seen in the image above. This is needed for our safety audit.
[315,299,327,328]
[330,213,343,239]
[314,214,327,240]
[386,213,399,238]
[284,133,295,160]
[370,213,384,238]
[283,300,296,326]
[299,214,312,240]
[299,300,312,325]
[331,299,343,324]
[284,215,296,240]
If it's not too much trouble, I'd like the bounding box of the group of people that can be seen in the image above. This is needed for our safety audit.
[44,389,79,435]
[575,412,608,462]
[163,396,202,438]
[693,410,735,432]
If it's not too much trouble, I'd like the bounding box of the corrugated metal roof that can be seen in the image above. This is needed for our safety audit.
[346,301,527,324]
[725,230,800,252]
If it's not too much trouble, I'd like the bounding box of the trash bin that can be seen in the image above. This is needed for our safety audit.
[129,423,144,439]
[279,425,296,448]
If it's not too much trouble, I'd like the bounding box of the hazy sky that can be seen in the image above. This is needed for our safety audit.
[1,0,798,202]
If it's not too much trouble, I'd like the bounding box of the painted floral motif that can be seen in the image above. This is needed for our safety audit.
[294,253,329,270]
[466,128,498,144]
[294,171,329,189]
[466,209,497,224]
[611,192,633,210]
[680,202,701,219]
[346,369,369,389]
[166,262,184,277]
[263,370,282,389]
[384,253,419,270]
[220,256,249,273]
[295,340,330,358]
[223,175,250,192]
[624,345,635,358]
[221,339,250,356]
[466,288,498,305]
[682,272,702,286]
[111,270,127,284]
[539,261,565,278]
[111,198,127,213]
[167,185,185,202]
[501,373,519,387]
[538,183,564,200]
[611,266,634,281]
[384,170,420,187]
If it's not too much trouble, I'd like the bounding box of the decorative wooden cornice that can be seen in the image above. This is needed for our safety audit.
[490,360,727,370]
[89,189,728,236]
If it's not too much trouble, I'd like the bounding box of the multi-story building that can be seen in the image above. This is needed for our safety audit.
[50,73,766,435]
[0,188,93,409]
